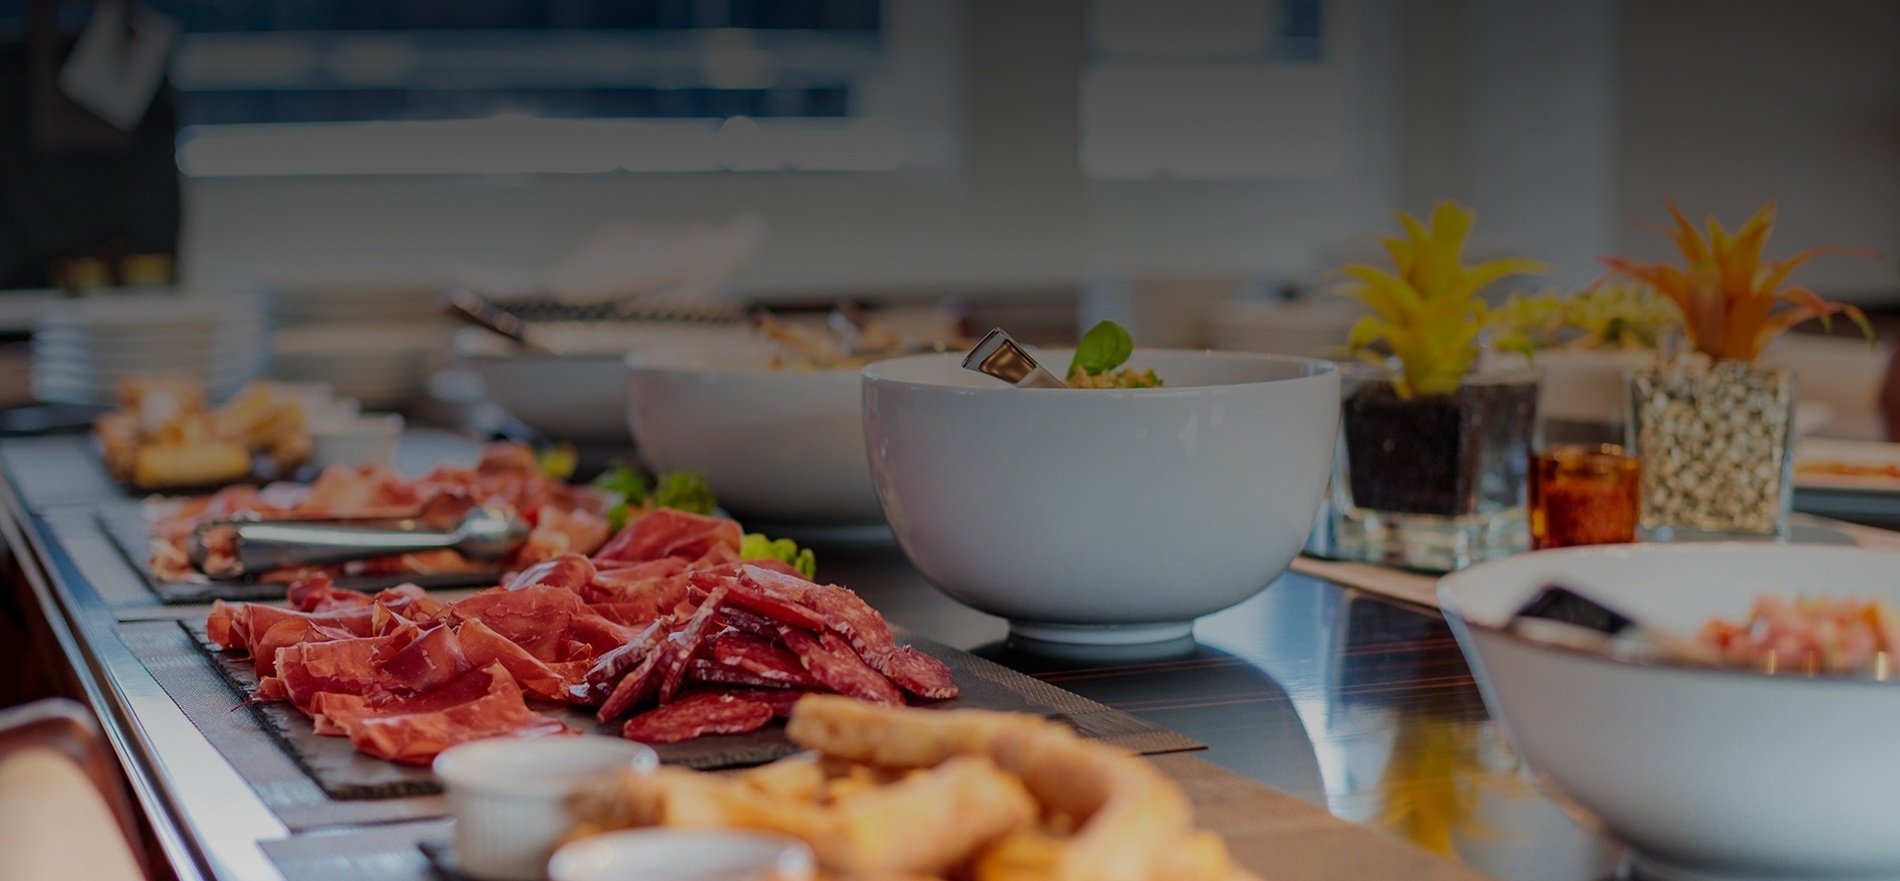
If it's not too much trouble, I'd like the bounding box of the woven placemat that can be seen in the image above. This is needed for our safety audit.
[114,620,449,831]
[180,614,1204,801]
[96,504,502,604]
[259,758,1494,881]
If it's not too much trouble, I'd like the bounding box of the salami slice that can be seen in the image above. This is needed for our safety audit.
[715,688,815,718]
[781,630,904,706]
[621,691,774,743]
[578,619,668,703]
[714,607,782,639]
[707,632,817,687]
[655,587,727,704]
[741,566,958,700]
[596,650,662,723]
[691,571,827,632]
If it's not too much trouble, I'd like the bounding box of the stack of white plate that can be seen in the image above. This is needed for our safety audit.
[273,324,445,408]
[1209,298,1364,360]
[31,295,268,405]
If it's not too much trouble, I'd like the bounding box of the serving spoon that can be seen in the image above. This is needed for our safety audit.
[960,328,1068,388]
[187,506,529,579]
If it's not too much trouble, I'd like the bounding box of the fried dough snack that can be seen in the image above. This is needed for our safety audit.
[95,377,310,488]
[572,696,1259,881]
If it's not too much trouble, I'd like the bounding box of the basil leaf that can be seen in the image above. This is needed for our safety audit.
[1068,320,1135,378]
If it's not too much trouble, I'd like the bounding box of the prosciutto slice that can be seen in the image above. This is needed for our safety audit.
[325,664,570,765]
[592,509,742,567]
[448,584,634,661]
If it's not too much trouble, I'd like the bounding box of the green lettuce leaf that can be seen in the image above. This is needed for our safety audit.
[652,472,717,516]
[740,533,817,579]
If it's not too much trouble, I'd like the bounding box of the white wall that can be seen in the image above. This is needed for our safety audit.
[1616,0,1900,300]
[178,0,1408,300]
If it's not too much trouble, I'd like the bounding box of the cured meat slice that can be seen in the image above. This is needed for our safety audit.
[880,647,958,701]
[597,651,663,723]
[742,566,957,700]
[343,664,571,765]
[207,600,377,655]
[781,630,904,706]
[592,509,742,567]
[713,688,815,718]
[621,691,774,744]
[449,584,635,661]
[687,660,820,692]
[522,508,612,564]
[504,553,596,593]
[374,584,447,621]
[656,588,727,705]
[287,574,371,612]
[457,618,586,704]
[373,624,472,695]
[271,634,396,713]
[706,632,818,687]
[249,617,357,678]
[689,571,826,633]
[715,607,783,639]
[583,557,692,624]
[579,620,668,702]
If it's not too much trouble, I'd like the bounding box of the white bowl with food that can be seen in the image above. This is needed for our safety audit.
[1439,543,1900,881]
[550,829,815,881]
[458,324,752,445]
[861,348,1340,645]
[435,736,659,881]
[626,342,881,527]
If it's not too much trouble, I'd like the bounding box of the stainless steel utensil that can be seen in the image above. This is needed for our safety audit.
[446,289,553,354]
[961,328,1068,388]
[186,506,529,579]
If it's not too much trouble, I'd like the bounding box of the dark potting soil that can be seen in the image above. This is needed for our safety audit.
[1342,379,1539,517]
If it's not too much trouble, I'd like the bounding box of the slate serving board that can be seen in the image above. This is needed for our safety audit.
[180,615,1204,801]
[99,505,503,604]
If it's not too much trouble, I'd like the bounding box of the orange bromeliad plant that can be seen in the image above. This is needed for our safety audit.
[1601,202,1875,363]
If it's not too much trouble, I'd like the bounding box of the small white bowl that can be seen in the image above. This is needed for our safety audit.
[434,736,658,881]
[626,344,880,526]
[309,413,404,470]
[862,348,1339,645]
[1440,544,1900,881]
[549,829,815,881]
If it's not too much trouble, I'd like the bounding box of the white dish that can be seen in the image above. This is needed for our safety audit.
[465,352,629,444]
[1440,544,1900,881]
[1795,438,1900,493]
[549,829,815,881]
[862,349,1339,644]
[627,342,882,526]
[434,737,658,881]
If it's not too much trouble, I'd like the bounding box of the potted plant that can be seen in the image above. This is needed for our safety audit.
[1490,284,1684,444]
[1604,201,1874,538]
[1330,200,1549,571]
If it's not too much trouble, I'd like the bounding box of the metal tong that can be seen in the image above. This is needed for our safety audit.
[186,506,529,579]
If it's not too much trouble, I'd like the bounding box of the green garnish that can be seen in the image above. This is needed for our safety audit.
[652,472,717,516]
[536,445,578,481]
[1068,320,1136,379]
[740,533,818,579]
[591,462,650,504]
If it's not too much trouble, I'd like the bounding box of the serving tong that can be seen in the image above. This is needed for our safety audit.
[186,504,529,580]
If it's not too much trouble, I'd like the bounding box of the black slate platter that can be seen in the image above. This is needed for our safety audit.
[101,506,503,604]
[182,617,1203,801]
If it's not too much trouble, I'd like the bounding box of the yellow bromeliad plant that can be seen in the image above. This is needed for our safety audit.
[1601,201,1874,363]
[1339,201,1550,397]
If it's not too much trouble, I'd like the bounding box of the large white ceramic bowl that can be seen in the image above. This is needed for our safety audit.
[627,345,881,527]
[1440,543,1900,881]
[862,349,1339,645]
